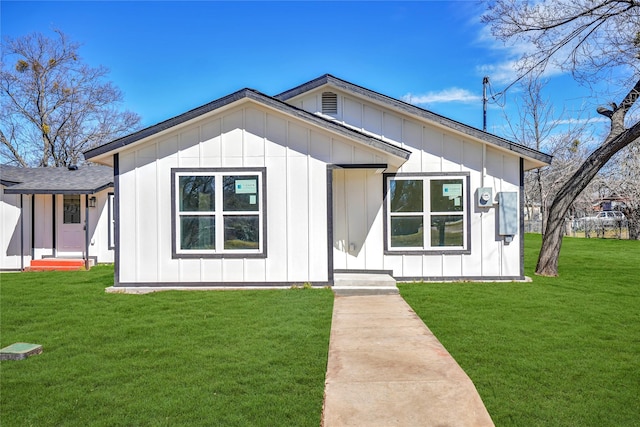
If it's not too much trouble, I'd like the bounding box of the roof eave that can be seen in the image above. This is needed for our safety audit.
[277,74,552,168]
[4,183,113,195]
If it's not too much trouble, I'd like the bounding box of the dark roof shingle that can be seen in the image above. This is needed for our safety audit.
[0,165,113,194]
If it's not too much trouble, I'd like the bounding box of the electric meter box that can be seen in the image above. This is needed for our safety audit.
[477,187,493,207]
[498,191,519,237]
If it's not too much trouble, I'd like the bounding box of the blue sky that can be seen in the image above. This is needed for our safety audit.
[1,1,605,141]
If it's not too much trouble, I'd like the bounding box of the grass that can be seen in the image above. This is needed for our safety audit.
[400,234,640,426]
[3,236,639,426]
[0,267,334,426]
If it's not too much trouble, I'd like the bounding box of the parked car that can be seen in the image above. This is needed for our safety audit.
[578,211,627,226]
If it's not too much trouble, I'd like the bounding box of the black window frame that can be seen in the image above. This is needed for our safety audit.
[383,172,471,255]
[171,167,267,259]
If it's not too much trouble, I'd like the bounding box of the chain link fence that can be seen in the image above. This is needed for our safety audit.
[525,218,631,239]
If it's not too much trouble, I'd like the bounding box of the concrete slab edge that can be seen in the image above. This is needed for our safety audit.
[106,286,294,294]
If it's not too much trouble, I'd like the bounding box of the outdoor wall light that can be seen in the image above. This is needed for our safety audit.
[89,196,97,208]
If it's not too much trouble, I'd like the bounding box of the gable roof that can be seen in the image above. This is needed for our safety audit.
[276,74,552,169]
[84,88,412,165]
[1,165,113,194]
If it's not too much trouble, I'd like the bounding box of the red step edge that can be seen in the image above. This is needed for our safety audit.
[31,259,85,267]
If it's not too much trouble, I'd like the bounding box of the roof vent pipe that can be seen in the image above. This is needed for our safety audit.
[68,165,78,171]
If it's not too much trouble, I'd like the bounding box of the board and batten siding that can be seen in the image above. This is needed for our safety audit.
[0,188,31,270]
[292,89,523,279]
[33,195,53,260]
[86,190,115,263]
[116,103,390,285]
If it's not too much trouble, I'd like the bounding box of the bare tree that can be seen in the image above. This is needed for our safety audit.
[603,140,640,238]
[504,75,593,233]
[0,30,140,167]
[483,0,640,276]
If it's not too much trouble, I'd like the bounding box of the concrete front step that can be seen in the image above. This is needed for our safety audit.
[333,273,398,296]
[27,258,88,271]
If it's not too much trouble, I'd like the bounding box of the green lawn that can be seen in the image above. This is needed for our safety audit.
[400,234,640,426]
[3,236,639,426]
[0,268,334,426]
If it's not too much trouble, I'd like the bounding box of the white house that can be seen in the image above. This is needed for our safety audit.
[84,74,551,288]
[0,165,114,270]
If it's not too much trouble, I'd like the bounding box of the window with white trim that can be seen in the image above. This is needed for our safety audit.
[386,175,468,252]
[173,169,265,257]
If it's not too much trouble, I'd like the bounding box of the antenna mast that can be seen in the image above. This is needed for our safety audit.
[482,76,489,131]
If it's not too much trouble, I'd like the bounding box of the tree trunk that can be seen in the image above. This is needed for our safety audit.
[536,80,640,276]
[623,206,640,240]
[537,169,546,235]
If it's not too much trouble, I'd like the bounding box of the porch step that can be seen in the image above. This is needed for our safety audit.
[333,273,398,296]
[27,259,87,272]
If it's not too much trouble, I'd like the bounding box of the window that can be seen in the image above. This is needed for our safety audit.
[63,195,81,224]
[172,168,265,257]
[385,174,469,252]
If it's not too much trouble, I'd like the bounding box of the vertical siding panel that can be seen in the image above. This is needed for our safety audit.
[136,146,159,282]
[403,255,423,278]
[90,190,114,263]
[332,169,347,270]
[442,134,463,172]
[365,172,384,270]
[462,142,484,277]
[310,132,331,163]
[119,152,137,283]
[422,127,443,173]
[308,158,328,281]
[180,259,202,282]
[158,136,179,160]
[423,254,444,278]
[244,259,266,282]
[201,259,223,282]
[383,112,402,144]
[345,170,367,270]
[33,195,51,258]
[401,120,422,172]
[0,191,22,269]
[442,255,463,277]
[463,173,484,277]
[287,122,308,156]
[222,259,244,281]
[157,151,179,282]
[244,108,266,158]
[287,156,309,281]
[265,156,288,281]
[502,156,521,276]
[201,119,222,165]
[179,127,200,159]
[222,110,244,159]
[24,197,32,264]
[331,140,354,164]
[483,148,504,276]
[384,256,403,278]
[300,95,318,113]
[363,105,382,136]
[265,114,287,157]
[354,147,374,163]
[343,98,362,129]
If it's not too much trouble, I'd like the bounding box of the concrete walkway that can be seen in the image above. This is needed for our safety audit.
[322,295,494,427]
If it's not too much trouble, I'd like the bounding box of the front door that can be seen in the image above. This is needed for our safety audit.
[57,194,85,257]
[332,169,384,270]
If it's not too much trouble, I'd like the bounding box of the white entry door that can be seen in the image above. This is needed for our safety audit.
[57,194,85,257]
[333,169,384,270]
